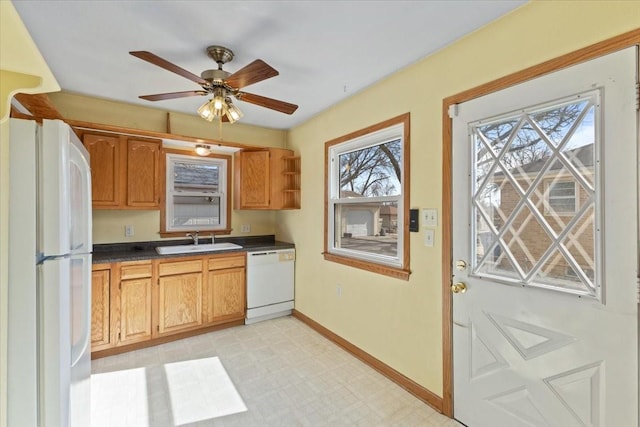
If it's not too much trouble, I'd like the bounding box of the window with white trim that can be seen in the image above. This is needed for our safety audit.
[324,114,410,279]
[545,179,578,215]
[165,153,228,232]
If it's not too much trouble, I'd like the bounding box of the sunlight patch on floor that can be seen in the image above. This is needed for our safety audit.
[91,367,149,427]
[164,356,247,425]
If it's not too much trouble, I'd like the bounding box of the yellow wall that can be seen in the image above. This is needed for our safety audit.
[1,1,61,425]
[2,2,639,421]
[281,1,640,396]
[49,92,284,243]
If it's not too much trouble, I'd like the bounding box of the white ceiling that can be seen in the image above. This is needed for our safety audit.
[12,0,526,130]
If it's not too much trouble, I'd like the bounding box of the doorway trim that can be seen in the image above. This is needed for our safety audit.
[440,27,640,418]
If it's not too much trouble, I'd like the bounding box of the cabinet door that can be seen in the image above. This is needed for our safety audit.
[118,277,152,345]
[91,268,112,351]
[83,133,121,207]
[158,273,202,335]
[204,267,245,324]
[127,138,160,207]
[236,150,270,208]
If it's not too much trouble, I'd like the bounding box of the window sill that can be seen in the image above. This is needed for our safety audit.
[323,252,410,281]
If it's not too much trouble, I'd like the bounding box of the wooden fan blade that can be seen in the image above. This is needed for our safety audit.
[139,90,209,101]
[236,92,298,115]
[225,60,278,89]
[130,51,208,86]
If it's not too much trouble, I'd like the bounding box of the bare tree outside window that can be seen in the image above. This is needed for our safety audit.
[339,139,402,197]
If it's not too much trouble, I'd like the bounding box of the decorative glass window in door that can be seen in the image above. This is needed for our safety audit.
[471,91,600,299]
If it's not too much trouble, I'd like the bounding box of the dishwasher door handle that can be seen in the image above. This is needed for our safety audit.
[249,251,277,257]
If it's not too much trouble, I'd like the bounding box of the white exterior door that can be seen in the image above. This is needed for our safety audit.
[452,47,638,426]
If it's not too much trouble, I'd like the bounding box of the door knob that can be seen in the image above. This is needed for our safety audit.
[451,282,467,294]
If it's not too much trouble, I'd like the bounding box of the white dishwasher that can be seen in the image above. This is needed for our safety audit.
[246,248,295,324]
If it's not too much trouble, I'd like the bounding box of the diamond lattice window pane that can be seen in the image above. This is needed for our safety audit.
[469,91,600,298]
[475,168,522,229]
[562,141,595,189]
[535,206,597,294]
[502,206,553,276]
[475,214,498,267]
[476,118,520,158]
[476,240,521,280]
[563,205,596,271]
[536,248,595,296]
[530,99,590,148]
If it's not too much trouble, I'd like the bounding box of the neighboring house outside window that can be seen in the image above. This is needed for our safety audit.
[324,113,410,280]
[486,144,594,283]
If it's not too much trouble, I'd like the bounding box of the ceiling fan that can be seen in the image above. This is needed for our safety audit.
[130,45,298,123]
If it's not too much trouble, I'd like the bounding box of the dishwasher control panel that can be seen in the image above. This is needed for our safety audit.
[279,251,295,262]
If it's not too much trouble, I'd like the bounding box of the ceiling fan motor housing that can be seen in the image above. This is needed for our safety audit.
[201,69,231,84]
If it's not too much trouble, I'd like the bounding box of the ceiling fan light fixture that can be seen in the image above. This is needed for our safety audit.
[197,100,216,122]
[213,96,224,111]
[225,99,243,123]
[212,87,225,112]
[195,144,211,156]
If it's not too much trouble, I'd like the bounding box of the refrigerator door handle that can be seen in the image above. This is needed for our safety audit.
[68,128,93,253]
[71,256,91,367]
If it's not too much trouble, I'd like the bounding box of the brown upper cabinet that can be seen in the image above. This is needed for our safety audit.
[234,147,300,210]
[80,130,161,209]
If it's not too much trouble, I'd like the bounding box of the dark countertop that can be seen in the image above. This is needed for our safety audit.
[92,235,294,264]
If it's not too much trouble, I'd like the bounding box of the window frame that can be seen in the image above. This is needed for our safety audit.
[160,149,232,237]
[324,113,411,280]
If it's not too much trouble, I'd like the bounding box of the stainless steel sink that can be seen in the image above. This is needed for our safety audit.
[155,242,243,255]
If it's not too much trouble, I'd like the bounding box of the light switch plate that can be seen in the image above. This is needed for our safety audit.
[422,209,438,227]
[424,229,435,247]
[125,224,134,237]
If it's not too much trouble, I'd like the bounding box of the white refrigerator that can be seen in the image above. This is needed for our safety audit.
[7,118,92,426]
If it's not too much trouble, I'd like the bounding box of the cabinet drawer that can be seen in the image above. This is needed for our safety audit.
[159,260,203,276]
[120,262,152,280]
[208,255,246,271]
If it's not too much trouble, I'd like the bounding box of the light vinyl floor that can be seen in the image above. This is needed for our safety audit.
[91,316,462,427]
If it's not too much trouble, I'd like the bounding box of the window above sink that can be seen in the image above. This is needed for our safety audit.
[161,150,232,238]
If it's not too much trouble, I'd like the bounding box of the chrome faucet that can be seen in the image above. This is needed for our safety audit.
[186,231,199,245]
[209,233,215,244]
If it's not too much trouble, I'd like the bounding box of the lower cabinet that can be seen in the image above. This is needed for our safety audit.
[204,255,246,324]
[90,253,246,356]
[117,261,153,345]
[157,259,203,336]
[91,264,112,351]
